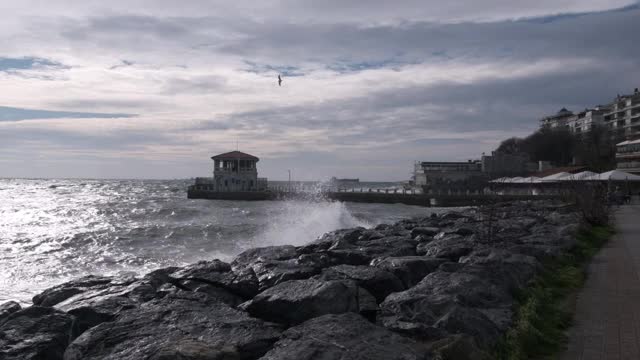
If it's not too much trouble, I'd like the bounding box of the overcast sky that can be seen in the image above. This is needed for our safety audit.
[1,1,639,180]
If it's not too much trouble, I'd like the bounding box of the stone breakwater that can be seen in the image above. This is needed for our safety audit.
[0,201,581,360]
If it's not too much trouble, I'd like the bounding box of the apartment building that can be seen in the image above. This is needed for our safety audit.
[616,138,640,175]
[603,88,640,140]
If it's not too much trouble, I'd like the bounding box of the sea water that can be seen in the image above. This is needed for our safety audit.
[0,178,439,305]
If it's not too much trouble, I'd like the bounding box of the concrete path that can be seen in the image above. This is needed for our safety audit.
[562,205,640,360]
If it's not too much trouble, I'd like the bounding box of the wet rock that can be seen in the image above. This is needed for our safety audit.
[260,313,429,360]
[371,256,447,288]
[0,301,21,322]
[417,234,474,260]
[459,249,540,292]
[379,270,512,344]
[232,245,299,268]
[301,231,417,262]
[410,227,440,238]
[453,227,475,236]
[429,334,487,360]
[433,306,501,348]
[54,277,175,335]
[252,259,320,291]
[32,275,115,307]
[241,278,377,325]
[64,292,283,360]
[171,259,260,298]
[0,306,75,360]
[316,265,404,302]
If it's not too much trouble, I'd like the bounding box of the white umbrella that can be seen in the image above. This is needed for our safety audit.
[584,170,640,181]
[516,176,542,183]
[558,171,598,181]
[489,177,509,183]
[540,172,571,182]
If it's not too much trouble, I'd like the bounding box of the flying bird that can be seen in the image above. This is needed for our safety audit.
[278,75,282,86]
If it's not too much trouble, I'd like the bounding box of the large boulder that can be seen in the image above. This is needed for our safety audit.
[251,259,320,291]
[170,259,260,298]
[32,275,116,307]
[459,249,540,292]
[300,230,418,265]
[242,279,377,325]
[316,264,405,302]
[51,274,180,335]
[259,313,429,360]
[232,245,299,268]
[371,256,447,288]
[0,301,21,322]
[0,306,76,360]
[416,234,475,261]
[379,269,512,345]
[64,292,283,360]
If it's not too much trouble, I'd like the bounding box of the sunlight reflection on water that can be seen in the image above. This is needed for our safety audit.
[0,178,440,305]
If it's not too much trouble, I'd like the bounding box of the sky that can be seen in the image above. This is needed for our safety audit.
[1,1,639,181]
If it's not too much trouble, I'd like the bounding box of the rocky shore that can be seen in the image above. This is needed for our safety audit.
[0,201,581,360]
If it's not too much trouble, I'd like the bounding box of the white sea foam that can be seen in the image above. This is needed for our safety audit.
[255,200,372,248]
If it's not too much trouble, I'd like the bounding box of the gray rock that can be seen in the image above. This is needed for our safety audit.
[316,264,404,302]
[259,313,429,360]
[459,249,540,292]
[371,256,447,288]
[429,334,487,360]
[32,275,115,307]
[0,306,76,360]
[0,301,21,322]
[232,245,299,268]
[411,227,440,238]
[242,279,377,325]
[301,230,417,264]
[252,259,320,291]
[417,234,474,260]
[54,277,176,335]
[433,306,501,348]
[64,292,283,360]
[379,270,512,345]
[171,259,260,298]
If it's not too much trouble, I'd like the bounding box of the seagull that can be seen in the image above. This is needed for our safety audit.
[278,75,283,87]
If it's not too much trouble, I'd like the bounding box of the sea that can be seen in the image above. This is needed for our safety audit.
[0,178,443,305]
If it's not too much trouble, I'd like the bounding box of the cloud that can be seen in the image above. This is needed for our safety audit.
[0,1,638,179]
[0,106,135,122]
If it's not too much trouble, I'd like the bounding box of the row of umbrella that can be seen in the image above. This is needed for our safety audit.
[490,170,640,184]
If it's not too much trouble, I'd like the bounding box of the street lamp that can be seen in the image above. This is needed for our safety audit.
[288,169,291,192]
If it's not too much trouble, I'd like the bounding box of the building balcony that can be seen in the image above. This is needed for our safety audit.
[214,168,257,174]
[616,152,640,159]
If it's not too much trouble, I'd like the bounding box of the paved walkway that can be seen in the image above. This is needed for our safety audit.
[562,205,640,360]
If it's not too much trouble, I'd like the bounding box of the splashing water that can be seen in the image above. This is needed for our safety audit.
[0,178,438,305]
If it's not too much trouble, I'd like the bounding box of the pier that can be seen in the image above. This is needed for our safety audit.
[187,186,559,207]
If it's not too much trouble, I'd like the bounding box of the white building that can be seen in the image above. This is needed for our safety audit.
[616,138,640,175]
[540,106,608,134]
[198,151,263,192]
[540,108,574,129]
[566,106,608,134]
[604,89,640,140]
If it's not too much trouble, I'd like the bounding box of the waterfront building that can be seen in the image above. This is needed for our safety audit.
[616,138,640,174]
[603,89,640,140]
[481,151,533,177]
[194,151,264,192]
[413,160,482,186]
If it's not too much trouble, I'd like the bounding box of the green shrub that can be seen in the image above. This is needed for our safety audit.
[492,226,612,360]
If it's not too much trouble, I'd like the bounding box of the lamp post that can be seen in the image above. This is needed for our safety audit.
[288,169,291,192]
